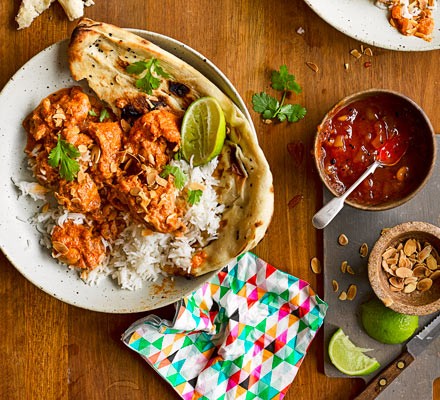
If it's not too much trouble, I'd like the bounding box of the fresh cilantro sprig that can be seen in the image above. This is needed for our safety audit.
[126,58,170,94]
[160,165,187,190]
[252,65,307,123]
[48,135,81,181]
[188,189,203,205]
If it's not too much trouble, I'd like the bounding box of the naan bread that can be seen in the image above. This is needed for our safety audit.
[68,18,274,276]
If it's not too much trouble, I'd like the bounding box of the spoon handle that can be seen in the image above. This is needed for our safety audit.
[312,160,381,229]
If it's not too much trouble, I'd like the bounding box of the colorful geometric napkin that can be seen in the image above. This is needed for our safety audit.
[123,252,327,400]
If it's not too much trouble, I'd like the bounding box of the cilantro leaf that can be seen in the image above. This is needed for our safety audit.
[252,65,306,124]
[278,104,307,122]
[99,109,110,122]
[88,109,98,117]
[271,65,302,94]
[252,92,279,119]
[48,135,81,181]
[126,58,170,95]
[188,189,203,205]
[160,165,187,190]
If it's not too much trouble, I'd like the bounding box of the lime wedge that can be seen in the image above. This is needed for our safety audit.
[181,97,226,166]
[328,328,380,376]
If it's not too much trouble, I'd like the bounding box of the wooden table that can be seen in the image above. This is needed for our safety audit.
[1,1,439,399]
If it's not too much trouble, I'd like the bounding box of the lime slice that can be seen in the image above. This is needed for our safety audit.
[328,328,380,376]
[361,298,418,344]
[181,97,226,166]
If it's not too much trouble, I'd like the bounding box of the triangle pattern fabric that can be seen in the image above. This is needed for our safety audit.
[123,252,327,400]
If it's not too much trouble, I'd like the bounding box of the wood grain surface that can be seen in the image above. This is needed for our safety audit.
[1,1,439,399]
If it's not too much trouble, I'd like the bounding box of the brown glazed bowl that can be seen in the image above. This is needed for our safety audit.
[368,221,440,315]
[314,89,436,211]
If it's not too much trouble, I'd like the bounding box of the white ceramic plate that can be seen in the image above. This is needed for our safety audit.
[304,0,440,51]
[0,29,253,313]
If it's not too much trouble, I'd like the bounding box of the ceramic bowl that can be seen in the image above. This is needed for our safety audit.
[368,221,440,315]
[314,89,436,211]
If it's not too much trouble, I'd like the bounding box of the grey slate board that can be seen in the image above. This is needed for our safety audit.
[322,137,440,399]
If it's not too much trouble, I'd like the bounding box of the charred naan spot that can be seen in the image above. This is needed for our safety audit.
[254,221,263,228]
[121,105,142,120]
[219,219,228,229]
[168,81,190,98]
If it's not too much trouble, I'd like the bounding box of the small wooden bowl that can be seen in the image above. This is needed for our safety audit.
[314,89,436,211]
[368,221,440,315]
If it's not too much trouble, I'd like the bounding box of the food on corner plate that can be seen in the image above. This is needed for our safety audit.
[17,19,273,290]
[375,0,437,41]
[16,0,95,30]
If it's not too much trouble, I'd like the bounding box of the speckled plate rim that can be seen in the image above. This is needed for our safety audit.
[0,29,253,314]
[304,0,440,51]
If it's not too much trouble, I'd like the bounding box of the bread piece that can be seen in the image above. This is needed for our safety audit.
[16,0,56,29]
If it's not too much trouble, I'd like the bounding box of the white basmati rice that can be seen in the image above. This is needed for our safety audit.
[18,157,224,290]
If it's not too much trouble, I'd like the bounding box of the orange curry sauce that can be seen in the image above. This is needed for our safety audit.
[23,86,191,271]
[316,93,432,207]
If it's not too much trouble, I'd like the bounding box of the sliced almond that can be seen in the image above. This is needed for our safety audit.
[338,291,347,301]
[306,61,319,72]
[310,257,322,274]
[430,270,440,280]
[347,284,357,300]
[395,267,413,278]
[413,265,430,278]
[403,283,417,293]
[332,279,339,292]
[347,265,355,275]
[155,175,168,187]
[382,297,394,307]
[389,276,404,289]
[359,243,368,258]
[52,241,69,255]
[418,245,432,262]
[417,278,433,292]
[129,187,141,196]
[426,255,438,271]
[340,261,348,274]
[338,234,349,246]
[403,238,417,256]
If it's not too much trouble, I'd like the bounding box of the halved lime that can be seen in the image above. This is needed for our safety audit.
[328,328,380,376]
[361,298,418,344]
[181,97,226,166]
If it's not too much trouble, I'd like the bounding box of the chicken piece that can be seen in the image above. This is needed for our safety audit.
[124,110,181,169]
[55,171,101,213]
[115,174,184,233]
[24,86,91,142]
[51,220,105,270]
[87,121,123,183]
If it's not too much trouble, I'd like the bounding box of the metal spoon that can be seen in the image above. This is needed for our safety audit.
[312,136,408,229]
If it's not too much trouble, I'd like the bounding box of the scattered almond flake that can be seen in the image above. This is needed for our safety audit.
[332,279,339,292]
[296,26,305,35]
[340,260,348,274]
[382,297,394,307]
[338,291,347,301]
[381,227,391,235]
[344,63,349,70]
[262,119,273,125]
[310,257,322,274]
[306,62,319,72]
[347,284,357,300]
[338,233,349,246]
[350,49,362,59]
[347,265,355,275]
[288,194,304,209]
[359,243,369,258]
[360,44,365,53]
[364,47,374,56]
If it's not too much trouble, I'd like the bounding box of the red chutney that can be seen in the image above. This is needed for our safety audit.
[316,94,432,207]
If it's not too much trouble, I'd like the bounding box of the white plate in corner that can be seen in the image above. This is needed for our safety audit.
[304,0,440,51]
[0,30,251,314]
